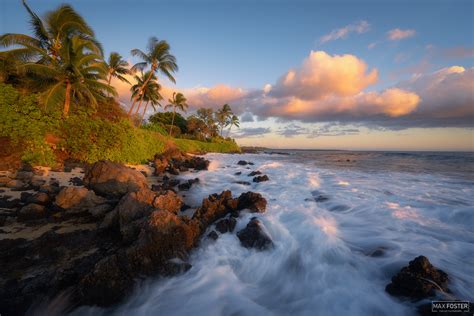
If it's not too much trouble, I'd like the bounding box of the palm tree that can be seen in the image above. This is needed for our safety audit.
[216,104,232,136]
[165,92,188,136]
[226,114,240,137]
[0,1,108,116]
[129,37,177,116]
[130,71,162,125]
[105,52,130,89]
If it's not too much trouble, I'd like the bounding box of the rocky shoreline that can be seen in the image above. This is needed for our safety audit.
[0,151,470,315]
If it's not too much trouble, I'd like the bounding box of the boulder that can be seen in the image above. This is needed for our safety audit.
[15,171,34,182]
[234,181,251,186]
[237,218,273,250]
[237,160,254,166]
[193,191,239,228]
[153,190,183,214]
[234,172,242,176]
[18,203,46,221]
[55,187,107,212]
[207,231,219,240]
[6,179,27,190]
[237,192,267,212]
[253,175,269,183]
[83,161,148,198]
[385,256,449,299]
[248,170,262,176]
[215,217,237,233]
[177,178,199,191]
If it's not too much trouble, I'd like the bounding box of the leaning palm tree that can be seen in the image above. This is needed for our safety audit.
[226,114,240,137]
[129,37,177,116]
[20,35,115,116]
[165,92,188,136]
[105,52,131,88]
[139,86,162,126]
[0,1,102,63]
[0,1,107,116]
[129,70,158,117]
[216,104,233,136]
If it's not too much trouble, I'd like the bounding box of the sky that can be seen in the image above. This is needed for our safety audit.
[1,0,473,151]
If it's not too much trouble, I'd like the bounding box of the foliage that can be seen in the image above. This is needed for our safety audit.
[149,111,187,133]
[174,138,240,154]
[0,83,59,165]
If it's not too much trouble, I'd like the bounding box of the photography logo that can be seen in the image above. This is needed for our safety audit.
[431,301,470,313]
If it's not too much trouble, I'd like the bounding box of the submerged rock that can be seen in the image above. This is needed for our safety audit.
[237,191,267,212]
[253,175,269,183]
[385,256,449,299]
[248,170,262,176]
[83,160,148,198]
[237,218,273,250]
[215,217,237,233]
[237,160,254,166]
[177,178,199,191]
[18,203,46,221]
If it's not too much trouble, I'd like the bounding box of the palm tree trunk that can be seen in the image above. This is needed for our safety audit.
[226,125,232,138]
[139,101,149,127]
[63,80,71,117]
[138,65,156,100]
[169,107,176,137]
[134,98,144,116]
[107,73,112,97]
[128,99,137,116]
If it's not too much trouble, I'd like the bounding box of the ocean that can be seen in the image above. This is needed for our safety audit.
[75,151,474,316]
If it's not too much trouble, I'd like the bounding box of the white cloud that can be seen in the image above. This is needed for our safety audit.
[320,20,370,43]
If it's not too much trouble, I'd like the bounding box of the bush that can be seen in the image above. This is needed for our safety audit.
[149,112,187,133]
[0,83,59,165]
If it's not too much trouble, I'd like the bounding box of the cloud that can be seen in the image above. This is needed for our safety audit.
[185,84,246,110]
[270,51,378,100]
[387,28,416,40]
[309,124,360,138]
[240,112,255,122]
[233,127,271,138]
[276,124,308,137]
[320,20,370,43]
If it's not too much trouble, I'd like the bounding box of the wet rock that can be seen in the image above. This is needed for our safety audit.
[248,170,262,176]
[215,217,237,233]
[311,190,329,202]
[177,178,199,191]
[234,172,242,176]
[237,160,254,166]
[193,191,238,229]
[55,187,107,212]
[237,218,273,250]
[237,191,267,212]
[234,181,251,186]
[153,190,183,214]
[0,176,11,186]
[0,196,20,209]
[6,179,27,190]
[83,161,148,198]
[30,176,46,189]
[15,171,34,182]
[69,176,84,186]
[253,175,269,183]
[207,231,219,240]
[386,256,449,299]
[18,203,46,221]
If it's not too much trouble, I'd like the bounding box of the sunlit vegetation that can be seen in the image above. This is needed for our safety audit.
[0,1,240,166]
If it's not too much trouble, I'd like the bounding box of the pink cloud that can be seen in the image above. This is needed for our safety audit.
[320,20,370,43]
[387,28,416,40]
[270,51,378,100]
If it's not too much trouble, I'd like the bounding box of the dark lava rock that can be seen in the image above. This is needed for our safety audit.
[311,190,330,202]
[237,192,267,212]
[237,218,273,250]
[248,170,262,177]
[178,178,199,191]
[83,161,148,198]
[234,172,242,176]
[253,175,269,183]
[0,196,21,209]
[215,218,237,233]
[208,231,219,240]
[237,160,254,166]
[234,181,251,186]
[69,176,84,186]
[18,203,46,221]
[153,149,210,176]
[385,256,449,299]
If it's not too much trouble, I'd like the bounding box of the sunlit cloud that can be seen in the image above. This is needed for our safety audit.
[319,20,370,43]
[387,28,416,40]
[233,127,272,138]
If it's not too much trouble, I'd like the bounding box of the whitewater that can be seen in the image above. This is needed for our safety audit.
[75,151,474,316]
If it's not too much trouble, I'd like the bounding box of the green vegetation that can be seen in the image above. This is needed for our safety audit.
[0,1,240,167]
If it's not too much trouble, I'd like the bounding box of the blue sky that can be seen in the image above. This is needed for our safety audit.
[1,0,473,150]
